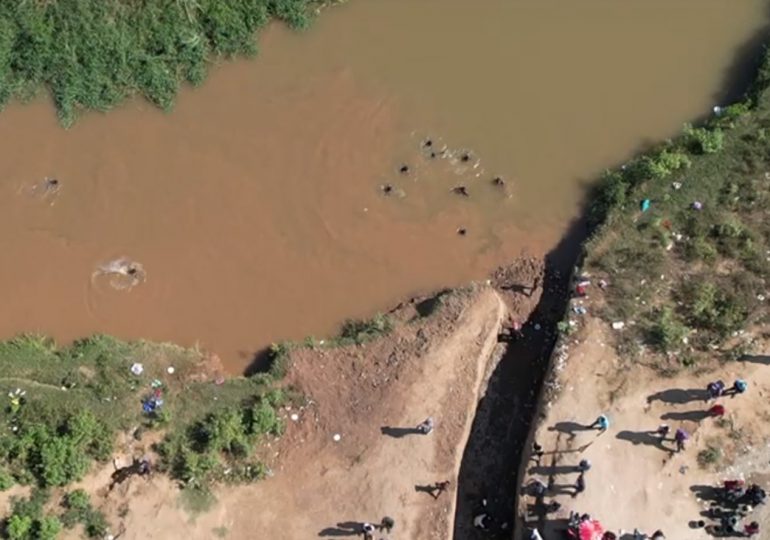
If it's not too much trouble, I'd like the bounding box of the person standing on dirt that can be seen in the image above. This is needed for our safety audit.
[416,417,434,435]
[706,380,726,400]
[674,428,688,452]
[589,414,610,432]
[378,517,394,533]
[709,403,726,418]
[361,522,375,540]
[431,480,451,499]
[573,472,586,497]
[725,379,748,397]
[744,521,760,536]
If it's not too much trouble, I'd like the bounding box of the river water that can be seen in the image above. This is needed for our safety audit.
[0,0,766,369]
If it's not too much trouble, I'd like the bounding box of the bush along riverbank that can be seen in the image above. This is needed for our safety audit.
[576,47,770,369]
[0,0,344,127]
[0,312,393,539]
[0,335,287,539]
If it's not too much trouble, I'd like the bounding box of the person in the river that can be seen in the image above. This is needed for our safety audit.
[452,186,469,197]
[399,164,409,174]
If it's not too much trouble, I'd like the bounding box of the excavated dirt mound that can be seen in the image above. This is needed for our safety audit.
[39,259,545,540]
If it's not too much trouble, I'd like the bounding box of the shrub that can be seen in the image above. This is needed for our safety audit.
[683,123,724,154]
[682,281,749,337]
[697,445,722,468]
[339,314,393,345]
[0,468,14,491]
[649,307,689,352]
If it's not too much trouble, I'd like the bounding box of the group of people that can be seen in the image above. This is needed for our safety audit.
[523,375,762,538]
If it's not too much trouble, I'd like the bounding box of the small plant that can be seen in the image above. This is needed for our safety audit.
[683,123,724,154]
[648,308,689,352]
[339,314,393,345]
[697,445,722,468]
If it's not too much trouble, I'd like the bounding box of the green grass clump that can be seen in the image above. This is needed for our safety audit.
[3,490,62,540]
[0,0,335,126]
[338,314,394,345]
[60,490,108,538]
[583,46,770,364]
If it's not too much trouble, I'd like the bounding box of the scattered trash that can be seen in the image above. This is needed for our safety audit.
[612,321,625,330]
[290,413,299,422]
[572,306,588,315]
[672,181,682,190]
[534,323,541,331]
[92,257,146,291]
[130,363,144,376]
[640,199,651,212]
[151,379,163,389]
[215,376,225,385]
[333,433,341,442]
[598,279,608,289]
[713,105,723,116]
[692,201,703,210]
[167,366,175,374]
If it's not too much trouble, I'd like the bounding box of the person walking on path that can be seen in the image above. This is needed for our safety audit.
[589,414,610,432]
[427,480,451,499]
[725,379,748,397]
[573,472,586,498]
[675,428,689,452]
[416,417,434,435]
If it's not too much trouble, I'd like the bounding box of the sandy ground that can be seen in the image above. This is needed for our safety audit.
[13,259,542,540]
[520,314,770,539]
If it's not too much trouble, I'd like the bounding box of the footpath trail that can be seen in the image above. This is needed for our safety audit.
[84,278,545,540]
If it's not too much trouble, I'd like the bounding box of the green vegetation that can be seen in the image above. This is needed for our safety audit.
[584,46,770,365]
[0,334,287,534]
[3,490,61,540]
[0,0,341,126]
[697,445,723,468]
[60,490,107,538]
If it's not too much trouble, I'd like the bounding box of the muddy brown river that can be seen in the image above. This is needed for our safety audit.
[0,0,766,369]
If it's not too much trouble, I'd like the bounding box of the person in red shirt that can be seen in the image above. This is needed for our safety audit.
[744,521,759,536]
[709,403,726,417]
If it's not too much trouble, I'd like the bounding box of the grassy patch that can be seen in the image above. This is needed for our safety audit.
[697,445,723,469]
[584,46,770,364]
[0,0,340,126]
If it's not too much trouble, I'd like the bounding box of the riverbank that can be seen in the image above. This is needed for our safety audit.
[514,44,770,540]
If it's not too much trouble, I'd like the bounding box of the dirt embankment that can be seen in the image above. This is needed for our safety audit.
[49,259,544,540]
